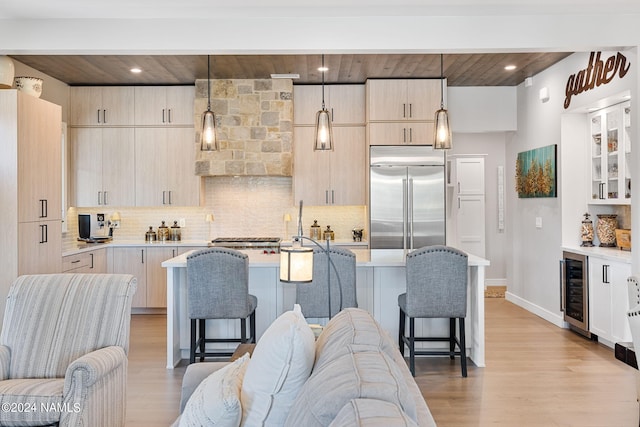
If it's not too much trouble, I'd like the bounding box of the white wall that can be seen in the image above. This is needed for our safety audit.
[506,50,637,325]
[449,87,517,133]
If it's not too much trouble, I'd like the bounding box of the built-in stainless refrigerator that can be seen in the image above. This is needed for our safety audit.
[369,145,445,250]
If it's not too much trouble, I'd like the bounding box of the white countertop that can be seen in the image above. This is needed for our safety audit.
[562,244,632,263]
[161,248,490,269]
[63,239,368,257]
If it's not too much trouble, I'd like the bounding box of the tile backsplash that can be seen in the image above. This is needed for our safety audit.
[64,176,366,252]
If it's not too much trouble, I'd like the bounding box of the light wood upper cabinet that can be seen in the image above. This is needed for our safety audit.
[366,79,440,122]
[367,122,433,146]
[134,86,195,126]
[70,127,135,207]
[18,220,62,275]
[294,85,365,126]
[135,127,199,207]
[293,126,365,206]
[69,87,134,126]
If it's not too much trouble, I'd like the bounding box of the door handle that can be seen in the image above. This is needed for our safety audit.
[403,128,407,143]
[403,103,406,118]
[97,109,101,124]
[90,253,94,269]
[409,103,412,118]
[559,260,565,312]
[162,108,166,123]
[103,109,107,124]
[168,109,172,123]
[39,224,48,244]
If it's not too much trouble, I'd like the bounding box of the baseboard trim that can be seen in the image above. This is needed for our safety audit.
[485,278,507,287]
[505,291,566,328]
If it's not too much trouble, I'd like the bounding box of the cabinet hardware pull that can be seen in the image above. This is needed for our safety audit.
[103,109,107,124]
[168,191,172,205]
[168,109,172,123]
[90,253,94,269]
[409,103,412,118]
[403,103,406,118]
[71,259,81,264]
[332,190,335,204]
[97,191,102,205]
[409,128,412,143]
[104,191,108,205]
[141,249,144,264]
[40,224,48,244]
[458,182,461,193]
[331,108,334,122]
[97,109,100,123]
[325,190,329,204]
[403,128,407,143]
[603,264,610,284]
[458,197,461,209]
[162,108,166,123]
[162,191,166,205]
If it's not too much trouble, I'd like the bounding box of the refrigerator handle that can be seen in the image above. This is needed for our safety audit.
[402,178,408,251]
[409,178,414,250]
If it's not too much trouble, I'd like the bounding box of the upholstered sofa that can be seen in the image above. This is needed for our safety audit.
[173,307,436,426]
[0,273,136,427]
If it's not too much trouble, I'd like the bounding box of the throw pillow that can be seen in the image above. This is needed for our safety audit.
[329,399,419,427]
[179,354,250,427]
[241,304,315,427]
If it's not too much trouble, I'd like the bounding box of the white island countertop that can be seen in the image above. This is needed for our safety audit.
[162,248,489,268]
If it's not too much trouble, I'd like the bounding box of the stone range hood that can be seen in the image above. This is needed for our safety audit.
[194,78,293,176]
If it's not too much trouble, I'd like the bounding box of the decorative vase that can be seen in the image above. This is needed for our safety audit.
[596,214,618,247]
[580,212,594,247]
[14,76,43,98]
[0,55,15,89]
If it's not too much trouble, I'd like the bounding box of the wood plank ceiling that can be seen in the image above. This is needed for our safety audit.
[10,52,572,87]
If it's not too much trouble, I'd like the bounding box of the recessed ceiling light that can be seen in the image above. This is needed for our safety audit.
[504,65,517,71]
[270,73,300,79]
[317,66,329,72]
[130,68,142,74]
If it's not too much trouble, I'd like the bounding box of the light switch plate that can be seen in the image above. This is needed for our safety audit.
[535,217,542,228]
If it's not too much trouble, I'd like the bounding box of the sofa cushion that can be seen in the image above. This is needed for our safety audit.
[179,354,249,427]
[284,344,418,427]
[0,378,64,426]
[315,308,398,371]
[329,399,419,427]
[241,304,315,427]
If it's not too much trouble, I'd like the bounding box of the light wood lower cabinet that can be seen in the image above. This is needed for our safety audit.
[18,221,62,275]
[62,248,107,273]
[109,246,181,309]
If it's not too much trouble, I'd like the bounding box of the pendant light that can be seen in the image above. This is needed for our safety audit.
[314,54,334,151]
[201,55,219,151]
[434,54,452,150]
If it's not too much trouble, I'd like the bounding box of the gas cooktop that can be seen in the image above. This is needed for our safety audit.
[211,237,281,244]
[209,237,281,253]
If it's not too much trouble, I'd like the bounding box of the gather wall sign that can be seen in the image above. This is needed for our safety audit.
[564,51,631,109]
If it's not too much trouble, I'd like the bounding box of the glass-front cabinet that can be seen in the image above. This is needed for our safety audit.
[590,101,631,205]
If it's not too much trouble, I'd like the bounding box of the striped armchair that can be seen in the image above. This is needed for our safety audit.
[0,274,136,427]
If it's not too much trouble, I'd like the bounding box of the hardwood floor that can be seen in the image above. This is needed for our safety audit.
[125,299,638,426]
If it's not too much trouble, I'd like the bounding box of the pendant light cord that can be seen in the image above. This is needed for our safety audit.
[321,54,326,110]
[207,55,211,110]
[440,54,445,109]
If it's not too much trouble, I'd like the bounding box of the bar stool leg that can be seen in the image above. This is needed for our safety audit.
[449,318,456,359]
[190,319,196,364]
[409,317,416,376]
[459,317,467,377]
[399,309,406,355]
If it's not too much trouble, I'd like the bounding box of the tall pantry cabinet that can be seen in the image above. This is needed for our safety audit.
[0,90,62,322]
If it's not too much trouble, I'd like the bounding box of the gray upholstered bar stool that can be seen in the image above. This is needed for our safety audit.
[295,246,358,319]
[186,248,257,363]
[398,245,469,377]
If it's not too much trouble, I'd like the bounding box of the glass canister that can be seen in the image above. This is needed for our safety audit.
[580,213,594,247]
[157,221,169,242]
[596,214,617,247]
[310,220,321,240]
[145,226,157,242]
[170,221,181,241]
[323,225,334,241]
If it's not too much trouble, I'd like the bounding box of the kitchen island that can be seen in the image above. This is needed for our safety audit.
[162,249,489,369]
